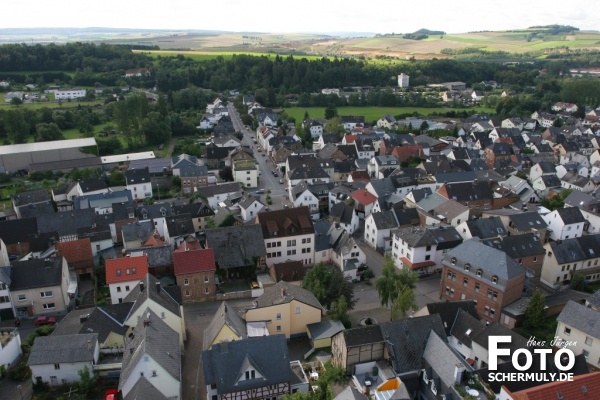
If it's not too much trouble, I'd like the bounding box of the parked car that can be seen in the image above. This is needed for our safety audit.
[272,171,278,177]
[279,179,284,184]
[255,189,265,194]
[35,316,56,326]
[105,389,118,400]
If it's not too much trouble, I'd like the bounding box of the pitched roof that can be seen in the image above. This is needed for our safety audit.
[126,245,173,269]
[205,225,266,269]
[12,188,50,206]
[0,217,38,245]
[202,301,248,350]
[28,333,98,365]
[173,248,216,275]
[119,308,181,391]
[124,377,169,400]
[10,257,64,290]
[548,234,600,264]
[423,331,471,391]
[507,212,547,231]
[330,203,355,225]
[124,167,151,185]
[506,371,600,400]
[256,206,314,239]
[123,273,181,318]
[307,320,345,341]
[271,260,306,282]
[37,208,97,237]
[556,207,586,225]
[481,233,545,259]
[557,300,600,338]
[195,182,241,198]
[253,281,323,311]
[121,220,154,243]
[78,178,108,193]
[342,325,384,347]
[351,189,377,205]
[105,255,149,284]
[380,314,447,374]
[423,300,479,335]
[202,335,291,394]
[55,238,93,264]
[464,216,507,239]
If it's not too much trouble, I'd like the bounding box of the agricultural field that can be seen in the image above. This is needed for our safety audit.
[0,93,103,110]
[283,106,495,122]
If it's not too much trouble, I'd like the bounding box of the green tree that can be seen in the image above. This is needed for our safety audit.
[570,272,585,291]
[143,111,172,145]
[329,295,351,328]
[107,169,126,186]
[324,117,344,136]
[391,283,417,320]
[419,120,429,134]
[303,263,355,310]
[376,255,419,320]
[77,365,96,398]
[376,255,399,307]
[540,189,572,210]
[4,109,29,143]
[10,97,23,106]
[324,103,338,119]
[35,122,64,141]
[524,288,546,329]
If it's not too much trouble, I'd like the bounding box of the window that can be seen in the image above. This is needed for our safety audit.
[40,291,53,298]
[582,350,589,359]
[426,245,431,251]
[487,289,493,299]
[490,308,495,317]
[287,249,296,256]
[125,285,130,291]
[445,286,450,295]
[464,263,471,272]
[474,283,480,293]
[245,370,256,380]
[585,336,593,346]
[184,278,189,286]
[132,268,136,274]
[116,269,121,276]
[276,312,282,320]
[484,306,490,315]
[295,306,301,314]
[204,275,209,283]
[447,271,452,279]
[126,268,130,275]
[43,303,55,309]
[117,286,122,293]
[205,287,209,295]
[463,278,468,287]
[533,257,538,263]
[185,289,190,297]
[564,327,571,335]
[451,257,457,264]
[54,364,60,370]
[276,325,282,332]
[425,255,431,261]
[161,312,165,319]
[450,288,455,298]
[476,269,482,277]
[492,275,498,284]
[492,291,498,301]
[287,239,296,247]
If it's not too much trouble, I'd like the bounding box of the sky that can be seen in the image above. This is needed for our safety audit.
[4,0,599,34]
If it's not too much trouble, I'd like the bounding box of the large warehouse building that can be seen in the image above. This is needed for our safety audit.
[0,138,99,173]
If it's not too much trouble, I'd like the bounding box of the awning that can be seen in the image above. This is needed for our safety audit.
[400,257,436,269]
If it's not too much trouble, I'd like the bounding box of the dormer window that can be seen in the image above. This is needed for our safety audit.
[116,269,121,276]
[476,269,482,277]
[464,263,471,272]
[451,257,457,265]
[492,275,498,284]
[422,370,429,383]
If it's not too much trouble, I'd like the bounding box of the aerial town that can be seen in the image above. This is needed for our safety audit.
[1,37,600,400]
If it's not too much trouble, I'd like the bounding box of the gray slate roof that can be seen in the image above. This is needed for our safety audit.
[556,207,586,225]
[123,273,181,318]
[464,216,507,239]
[307,320,345,340]
[548,234,600,264]
[124,376,169,400]
[330,203,355,225]
[196,182,242,198]
[28,333,98,365]
[482,233,545,259]
[203,301,248,350]
[380,314,447,374]
[253,281,323,311]
[202,335,292,394]
[12,188,51,207]
[205,225,266,269]
[423,300,479,336]
[443,239,525,290]
[508,212,547,231]
[122,220,155,243]
[119,308,181,391]
[37,208,97,237]
[10,257,63,290]
[423,331,471,391]
[557,300,600,338]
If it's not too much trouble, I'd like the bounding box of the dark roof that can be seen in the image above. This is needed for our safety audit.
[202,335,292,394]
[36,208,97,237]
[10,257,64,290]
[203,301,248,350]
[123,273,181,318]
[380,314,447,374]
[12,188,50,206]
[481,233,545,259]
[195,182,241,198]
[549,234,600,264]
[253,281,323,311]
[165,214,194,237]
[0,217,38,245]
[77,224,113,242]
[441,180,494,202]
[124,167,151,185]
[342,325,384,347]
[449,308,485,348]
[124,377,169,400]
[424,300,479,335]
[74,307,129,343]
[465,216,507,239]
[18,201,55,219]
[508,212,547,231]
[556,207,586,225]
[330,203,355,225]
[173,202,214,218]
[393,208,420,226]
[122,220,155,243]
[28,333,98,366]
[78,178,108,193]
[271,260,306,282]
[136,203,173,219]
[369,210,399,230]
[557,300,600,338]
[444,239,526,289]
[126,245,173,269]
[256,206,314,239]
[205,225,266,269]
[119,308,181,391]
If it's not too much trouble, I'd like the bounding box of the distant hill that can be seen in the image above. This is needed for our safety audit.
[414,28,446,35]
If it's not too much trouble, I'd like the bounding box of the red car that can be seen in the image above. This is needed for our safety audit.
[34,316,56,326]
[105,389,118,400]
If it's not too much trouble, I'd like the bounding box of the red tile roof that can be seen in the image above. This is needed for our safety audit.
[175,237,202,252]
[173,248,216,276]
[351,189,377,205]
[349,171,370,182]
[105,255,149,284]
[505,371,600,400]
[56,238,93,264]
[144,234,164,247]
[400,257,436,269]
[344,134,357,144]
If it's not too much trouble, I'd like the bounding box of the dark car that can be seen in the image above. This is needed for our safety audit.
[272,171,278,177]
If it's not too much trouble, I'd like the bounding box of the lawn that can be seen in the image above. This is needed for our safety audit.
[140,50,325,62]
[0,95,103,110]
[283,106,494,122]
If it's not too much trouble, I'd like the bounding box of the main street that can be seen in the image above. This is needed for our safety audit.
[227,103,289,209]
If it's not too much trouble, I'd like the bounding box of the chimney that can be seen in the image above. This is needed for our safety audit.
[156,282,161,293]
[139,281,145,292]
[281,287,286,297]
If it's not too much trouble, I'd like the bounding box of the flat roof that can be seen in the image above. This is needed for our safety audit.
[101,152,156,164]
[0,138,97,155]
